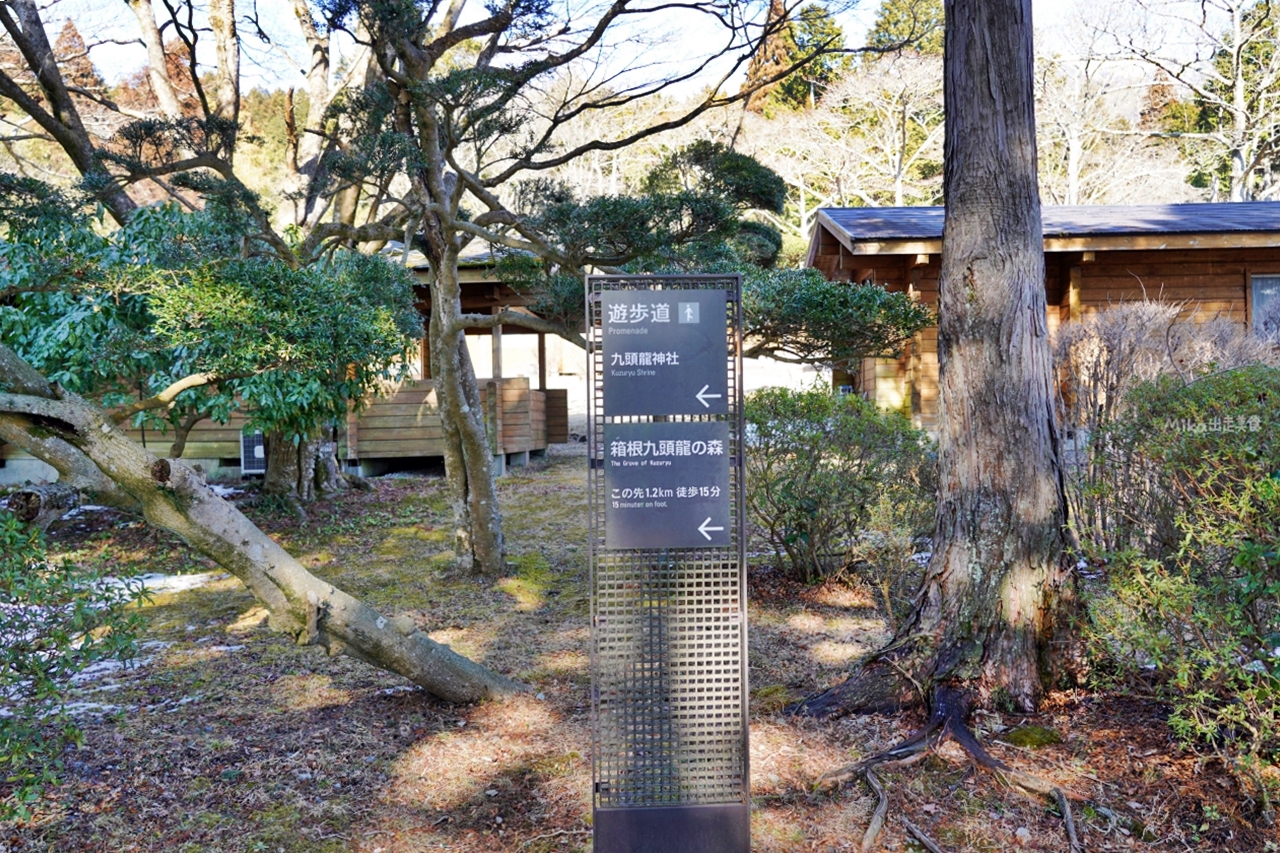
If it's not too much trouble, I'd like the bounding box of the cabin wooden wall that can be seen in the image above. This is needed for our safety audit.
[1052,247,1274,324]
[347,377,563,460]
[839,246,1272,432]
[1,377,571,479]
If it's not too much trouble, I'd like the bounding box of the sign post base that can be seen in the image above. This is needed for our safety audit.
[593,804,750,853]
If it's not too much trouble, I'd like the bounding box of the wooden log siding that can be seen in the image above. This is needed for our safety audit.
[345,377,555,461]
[2,376,565,470]
[544,390,569,443]
[849,246,1271,432]
[118,412,249,461]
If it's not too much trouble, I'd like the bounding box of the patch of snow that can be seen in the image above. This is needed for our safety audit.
[59,505,109,519]
[207,645,245,653]
[909,552,932,566]
[103,571,229,596]
[81,682,125,694]
[69,656,154,684]
[378,685,417,696]
[208,484,243,498]
[163,695,203,712]
[60,701,122,717]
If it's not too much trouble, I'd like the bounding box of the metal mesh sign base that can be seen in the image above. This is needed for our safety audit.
[587,274,749,839]
[593,556,745,805]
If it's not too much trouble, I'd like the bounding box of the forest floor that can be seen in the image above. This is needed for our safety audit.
[3,445,1277,853]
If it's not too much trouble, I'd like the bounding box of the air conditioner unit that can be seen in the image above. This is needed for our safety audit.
[240,431,267,476]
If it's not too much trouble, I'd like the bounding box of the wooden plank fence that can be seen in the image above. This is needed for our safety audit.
[3,378,570,470]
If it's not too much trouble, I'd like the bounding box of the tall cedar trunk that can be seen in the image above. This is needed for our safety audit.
[0,356,523,702]
[796,0,1073,718]
[427,251,506,574]
[909,0,1071,711]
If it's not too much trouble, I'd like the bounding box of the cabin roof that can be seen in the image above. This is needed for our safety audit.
[808,202,1280,273]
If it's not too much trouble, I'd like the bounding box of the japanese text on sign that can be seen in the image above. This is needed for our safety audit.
[603,420,731,549]
[609,352,680,366]
[610,439,724,458]
[607,303,672,324]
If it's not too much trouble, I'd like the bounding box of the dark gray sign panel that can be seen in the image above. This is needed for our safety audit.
[604,421,731,549]
[601,289,728,416]
[588,274,748,853]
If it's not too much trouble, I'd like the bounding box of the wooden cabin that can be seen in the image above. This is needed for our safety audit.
[807,202,1280,430]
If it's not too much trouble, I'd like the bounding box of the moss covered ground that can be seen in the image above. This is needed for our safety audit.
[2,447,1273,852]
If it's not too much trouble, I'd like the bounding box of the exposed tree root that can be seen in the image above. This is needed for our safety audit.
[1054,787,1082,853]
[789,649,921,718]
[860,768,888,853]
[815,686,1084,853]
[902,817,947,853]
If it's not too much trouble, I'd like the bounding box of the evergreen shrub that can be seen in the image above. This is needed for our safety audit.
[743,385,934,592]
[0,514,143,820]
[1084,366,1280,820]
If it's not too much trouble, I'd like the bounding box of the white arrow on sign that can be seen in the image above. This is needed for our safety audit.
[695,384,723,408]
[698,517,725,540]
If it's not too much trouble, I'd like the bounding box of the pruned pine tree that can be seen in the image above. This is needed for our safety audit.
[319,0,924,574]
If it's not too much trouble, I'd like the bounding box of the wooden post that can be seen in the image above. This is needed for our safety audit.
[491,312,504,379]
[537,332,547,391]
[485,380,503,456]
[420,337,431,379]
[1068,266,1082,321]
[346,407,359,462]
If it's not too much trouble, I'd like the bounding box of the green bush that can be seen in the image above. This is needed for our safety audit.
[744,386,934,588]
[1084,366,1280,819]
[0,513,143,820]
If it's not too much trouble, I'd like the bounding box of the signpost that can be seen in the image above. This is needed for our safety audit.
[587,275,748,853]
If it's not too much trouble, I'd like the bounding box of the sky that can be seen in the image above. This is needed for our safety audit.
[67,0,1092,94]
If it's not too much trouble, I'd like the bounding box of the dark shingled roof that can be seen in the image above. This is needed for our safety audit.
[820,202,1280,241]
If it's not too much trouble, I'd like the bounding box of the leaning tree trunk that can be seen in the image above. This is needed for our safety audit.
[0,347,523,703]
[426,250,506,575]
[797,0,1074,718]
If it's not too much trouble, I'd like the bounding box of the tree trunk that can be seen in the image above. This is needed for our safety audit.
[916,0,1072,711]
[313,424,346,496]
[0,356,524,703]
[264,431,318,502]
[167,411,208,459]
[5,483,80,530]
[796,0,1074,719]
[427,253,506,575]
